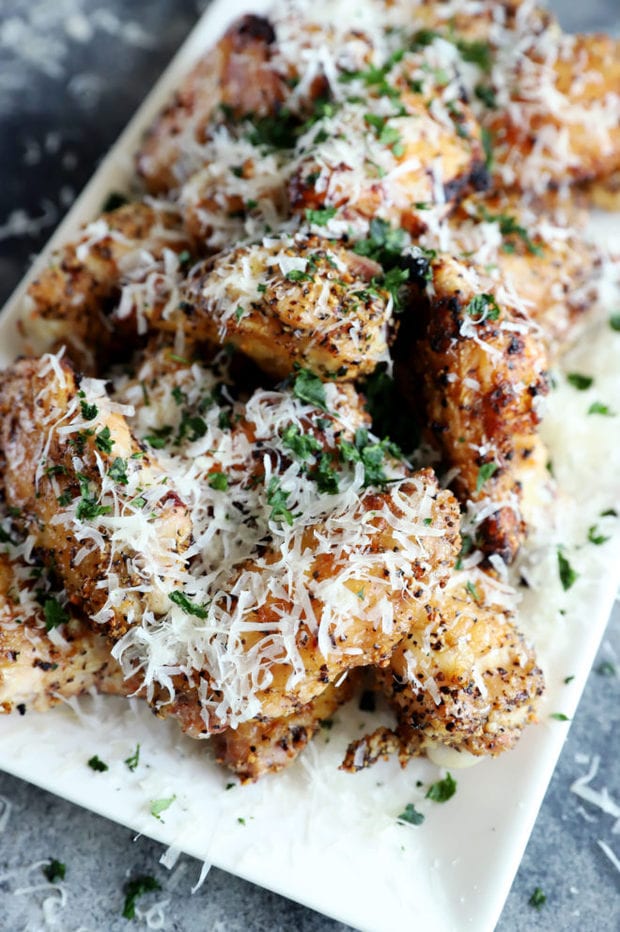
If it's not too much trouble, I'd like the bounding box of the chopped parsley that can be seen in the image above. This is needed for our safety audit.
[122,876,162,920]
[588,401,614,416]
[609,313,620,332]
[465,292,500,322]
[79,399,98,420]
[479,208,544,257]
[397,803,425,826]
[75,474,112,521]
[102,191,128,213]
[550,712,570,721]
[305,206,337,226]
[169,590,209,619]
[587,525,609,545]
[339,428,400,488]
[481,127,494,171]
[144,425,174,449]
[292,369,328,411]
[353,217,407,267]
[44,598,68,631]
[566,373,593,391]
[557,549,578,591]
[564,675,575,684]
[476,461,498,492]
[87,755,109,772]
[374,266,410,310]
[234,305,245,322]
[425,772,457,803]
[282,424,322,460]
[95,426,114,454]
[42,859,66,883]
[313,453,339,494]
[465,580,480,602]
[266,477,294,525]
[108,457,129,485]
[285,268,314,283]
[529,887,546,910]
[597,661,617,677]
[208,472,229,491]
[124,744,140,772]
[456,38,493,72]
[474,83,496,108]
[246,110,298,149]
[150,796,176,820]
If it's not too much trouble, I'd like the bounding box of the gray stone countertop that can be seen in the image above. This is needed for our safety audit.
[0,1,619,929]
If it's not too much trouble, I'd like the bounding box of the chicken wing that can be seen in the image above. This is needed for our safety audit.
[20,201,191,372]
[396,254,549,562]
[211,677,355,783]
[150,235,394,381]
[136,14,289,194]
[0,551,133,714]
[341,568,544,769]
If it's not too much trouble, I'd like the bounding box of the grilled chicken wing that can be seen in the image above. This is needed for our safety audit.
[211,678,355,782]
[0,356,192,642]
[341,568,544,769]
[421,191,600,354]
[157,236,393,381]
[20,202,191,372]
[136,14,289,193]
[397,255,549,562]
[289,90,485,239]
[0,550,135,714]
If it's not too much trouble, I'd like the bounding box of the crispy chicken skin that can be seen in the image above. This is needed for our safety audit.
[163,236,393,381]
[211,678,355,782]
[136,15,289,193]
[0,553,135,714]
[21,202,191,373]
[398,255,549,562]
[0,357,191,642]
[341,569,544,770]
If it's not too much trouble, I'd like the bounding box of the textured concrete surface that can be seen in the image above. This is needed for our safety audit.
[0,1,619,929]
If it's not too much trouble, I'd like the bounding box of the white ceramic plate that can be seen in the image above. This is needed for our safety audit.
[1,3,620,930]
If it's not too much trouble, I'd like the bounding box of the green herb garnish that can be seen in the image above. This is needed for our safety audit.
[44,598,68,632]
[169,590,209,619]
[566,373,593,391]
[557,549,578,591]
[122,876,161,920]
[476,461,498,492]
[292,369,328,411]
[87,755,109,772]
[425,772,457,803]
[150,796,176,820]
[397,803,425,826]
[124,744,140,772]
[43,859,66,883]
[266,477,295,525]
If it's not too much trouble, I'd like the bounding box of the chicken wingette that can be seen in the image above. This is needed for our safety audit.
[20,201,192,373]
[211,678,355,782]
[0,551,134,714]
[136,14,290,194]
[153,235,394,381]
[396,254,549,562]
[341,568,544,770]
[420,191,600,354]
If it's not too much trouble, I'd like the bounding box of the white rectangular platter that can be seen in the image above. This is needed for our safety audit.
[1,2,619,930]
